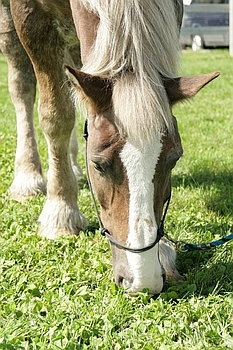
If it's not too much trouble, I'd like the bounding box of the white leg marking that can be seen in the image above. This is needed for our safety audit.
[39,199,88,239]
[9,171,46,203]
[120,134,164,294]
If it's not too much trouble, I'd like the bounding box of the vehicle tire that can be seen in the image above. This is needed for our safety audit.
[191,35,203,51]
[181,43,187,50]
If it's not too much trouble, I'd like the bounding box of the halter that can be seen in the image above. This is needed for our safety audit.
[83,119,233,253]
[83,119,170,253]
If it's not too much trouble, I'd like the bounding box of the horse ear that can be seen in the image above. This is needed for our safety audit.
[163,72,220,105]
[64,65,112,111]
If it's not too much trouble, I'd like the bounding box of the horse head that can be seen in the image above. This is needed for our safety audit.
[65,66,219,294]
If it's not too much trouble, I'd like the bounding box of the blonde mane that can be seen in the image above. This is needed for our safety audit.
[80,0,181,143]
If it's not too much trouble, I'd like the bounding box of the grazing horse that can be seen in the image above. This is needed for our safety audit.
[7,0,218,294]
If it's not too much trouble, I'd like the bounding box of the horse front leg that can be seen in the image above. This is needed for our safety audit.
[38,95,87,238]
[0,1,46,202]
[10,0,87,238]
[8,58,47,202]
[38,115,87,238]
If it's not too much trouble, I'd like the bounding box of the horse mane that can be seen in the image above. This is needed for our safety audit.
[80,0,181,144]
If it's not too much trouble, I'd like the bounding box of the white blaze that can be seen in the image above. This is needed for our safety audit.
[120,134,164,294]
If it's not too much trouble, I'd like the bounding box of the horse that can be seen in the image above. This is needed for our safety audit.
[5,0,219,295]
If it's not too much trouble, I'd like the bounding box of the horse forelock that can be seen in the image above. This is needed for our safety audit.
[79,0,181,143]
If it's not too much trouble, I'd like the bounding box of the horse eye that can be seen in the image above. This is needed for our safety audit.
[93,162,105,175]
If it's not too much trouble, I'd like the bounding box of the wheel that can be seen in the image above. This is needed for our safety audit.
[191,35,203,51]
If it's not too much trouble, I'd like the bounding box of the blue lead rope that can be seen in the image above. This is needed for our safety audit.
[181,233,233,252]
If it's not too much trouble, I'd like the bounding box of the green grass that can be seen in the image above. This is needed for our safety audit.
[0,49,233,349]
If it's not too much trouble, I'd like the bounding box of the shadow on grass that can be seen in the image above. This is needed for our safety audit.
[173,246,233,297]
[172,168,233,215]
[170,167,233,298]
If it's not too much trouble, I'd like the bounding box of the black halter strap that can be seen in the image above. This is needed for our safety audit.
[101,197,170,253]
[83,119,170,253]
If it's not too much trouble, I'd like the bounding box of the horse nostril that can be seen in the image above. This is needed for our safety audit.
[116,275,133,290]
[117,276,124,286]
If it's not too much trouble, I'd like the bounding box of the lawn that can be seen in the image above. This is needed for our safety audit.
[0,49,233,349]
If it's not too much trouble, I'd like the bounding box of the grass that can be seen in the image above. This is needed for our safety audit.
[0,49,233,349]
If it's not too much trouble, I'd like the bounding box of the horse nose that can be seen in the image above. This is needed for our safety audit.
[117,275,133,288]
[118,276,137,295]
[116,274,165,295]
[117,275,141,296]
